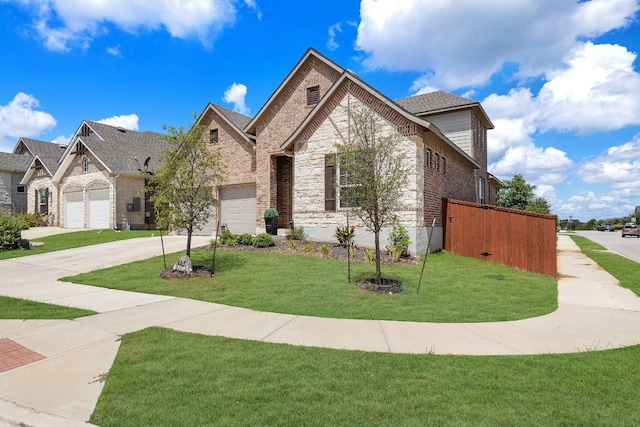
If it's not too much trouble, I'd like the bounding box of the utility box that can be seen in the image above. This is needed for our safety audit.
[132,197,141,212]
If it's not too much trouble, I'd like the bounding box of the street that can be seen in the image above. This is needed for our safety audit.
[573,230,640,263]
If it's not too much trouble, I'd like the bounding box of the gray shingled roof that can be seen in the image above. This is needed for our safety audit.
[395,90,478,115]
[15,137,66,175]
[0,152,33,173]
[80,121,168,176]
[215,104,253,131]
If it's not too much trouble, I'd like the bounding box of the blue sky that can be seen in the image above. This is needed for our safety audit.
[1,0,639,222]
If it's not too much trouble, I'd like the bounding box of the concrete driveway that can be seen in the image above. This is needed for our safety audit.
[0,234,640,425]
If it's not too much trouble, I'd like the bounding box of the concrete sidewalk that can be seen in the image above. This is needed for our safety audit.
[1,234,640,425]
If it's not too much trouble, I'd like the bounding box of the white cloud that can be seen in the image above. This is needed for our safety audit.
[0,92,57,151]
[356,0,640,90]
[223,83,250,115]
[12,0,238,50]
[327,23,342,51]
[243,0,261,19]
[577,134,640,190]
[51,133,73,146]
[96,114,140,130]
[106,45,122,57]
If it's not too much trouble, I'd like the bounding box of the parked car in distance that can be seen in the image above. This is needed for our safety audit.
[621,223,640,238]
[597,223,615,232]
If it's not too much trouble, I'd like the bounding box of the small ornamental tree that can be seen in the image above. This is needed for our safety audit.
[148,116,225,261]
[337,102,410,286]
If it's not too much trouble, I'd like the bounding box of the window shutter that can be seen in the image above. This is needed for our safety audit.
[324,155,336,211]
[45,188,49,214]
[34,189,38,214]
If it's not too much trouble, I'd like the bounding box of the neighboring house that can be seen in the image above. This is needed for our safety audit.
[197,47,500,253]
[0,152,32,215]
[21,121,166,230]
[0,138,66,216]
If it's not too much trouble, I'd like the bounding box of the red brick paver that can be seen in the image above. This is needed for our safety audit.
[0,338,46,373]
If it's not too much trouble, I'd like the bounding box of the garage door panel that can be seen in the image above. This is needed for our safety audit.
[88,190,110,229]
[219,185,256,235]
[65,193,83,229]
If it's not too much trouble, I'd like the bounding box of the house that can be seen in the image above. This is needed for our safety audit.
[0,138,66,216]
[20,121,166,230]
[197,47,499,254]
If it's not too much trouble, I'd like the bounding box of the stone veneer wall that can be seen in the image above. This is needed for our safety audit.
[293,95,429,254]
[59,152,113,228]
[27,170,58,225]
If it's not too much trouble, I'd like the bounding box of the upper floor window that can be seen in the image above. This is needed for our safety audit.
[425,149,432,168]
[210,128,219,144]
[17,185,25,193]
[478,177,485,205]
[307,85,320,105]
[82,157,89,173]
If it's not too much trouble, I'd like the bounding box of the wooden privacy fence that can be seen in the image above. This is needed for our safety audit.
[443,199,557,276]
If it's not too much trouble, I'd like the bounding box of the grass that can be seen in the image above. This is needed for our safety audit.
[570,235,640,296]
[0,229,158,260]
[91,327,640,427]
[0,295,95,319]
[62,248,557,323]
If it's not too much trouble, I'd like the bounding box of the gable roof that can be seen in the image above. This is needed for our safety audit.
[396,90,494,129]
[281,71,480,169]
[0,152,33,173]
[245,47,344,135]
[12,137,66,175]
[52,120,167,183]
[215,104,253,131]
[197,103,254,146]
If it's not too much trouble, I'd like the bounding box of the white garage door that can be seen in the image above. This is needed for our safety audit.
[88,190,110,229]
[64,193,84,229]
[219,185,257,234]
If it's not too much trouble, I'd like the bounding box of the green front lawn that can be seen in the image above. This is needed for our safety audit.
[0,295,95,319]
[0,229,158,260]
[63,248,557,323]
[91,327,640,427]
[570,235,640,296]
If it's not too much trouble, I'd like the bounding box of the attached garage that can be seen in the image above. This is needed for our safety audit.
[87,190,110,229]
[64,192,84,229]
[219,185,257,234]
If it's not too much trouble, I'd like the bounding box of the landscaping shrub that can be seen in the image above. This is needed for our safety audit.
[238,233,253,245]
[219,229,237,245]
[302,242,314,252]
[0,213,22,251]
[288,240,298,251]
[319,243,330,257]
[16,213,47,229]
[252,233,275,248]
[387,221,411,260]
[285,227,305,241]
[364,248,376,263]
[334,225,355,247]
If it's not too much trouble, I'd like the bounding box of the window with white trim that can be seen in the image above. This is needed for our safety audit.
[478,177,485,205]
[338,153,361,208]
[82,156,89,173]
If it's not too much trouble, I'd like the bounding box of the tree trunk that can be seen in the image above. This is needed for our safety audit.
[186,228,192,257]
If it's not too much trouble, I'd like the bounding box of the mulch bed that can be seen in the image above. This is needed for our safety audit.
[356,278,404,293]
[160,265,213,279]
[212,238,418,265]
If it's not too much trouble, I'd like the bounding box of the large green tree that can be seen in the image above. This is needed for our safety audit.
[337,102,410,286]
[149,118,225,258]
[496,174,551,214]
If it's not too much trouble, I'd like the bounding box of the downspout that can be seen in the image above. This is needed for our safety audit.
[112,174,119,230]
